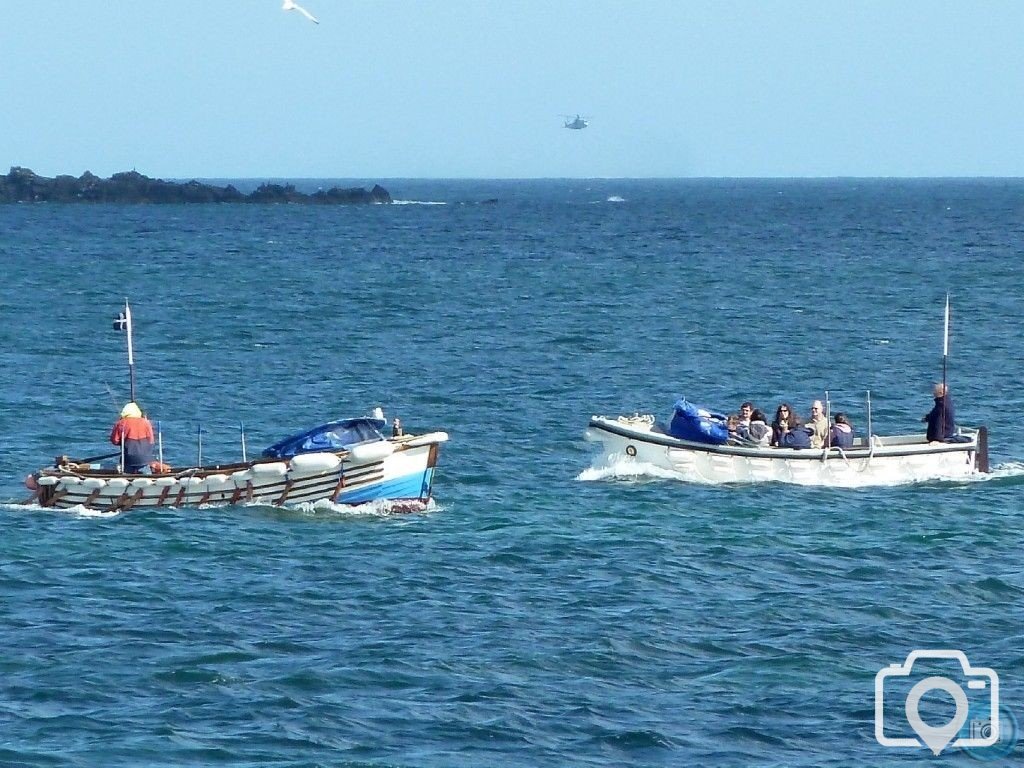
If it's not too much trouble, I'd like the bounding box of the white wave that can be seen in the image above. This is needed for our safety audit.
[0,500,122,518]
[2,497,442,518]
[390,199,447,206]
[66,504,122,518]
[961,461,1024,483]
[577,455,687,483]
[287,497,439,516]
[874,339,891,345]
[606,195,626,203]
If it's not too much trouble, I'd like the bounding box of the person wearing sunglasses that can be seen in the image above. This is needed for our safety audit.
[771,403,797,447]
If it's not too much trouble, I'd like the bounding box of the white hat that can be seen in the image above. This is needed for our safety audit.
[120,402,142,419]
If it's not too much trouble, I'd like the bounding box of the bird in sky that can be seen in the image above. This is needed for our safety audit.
[282,0,319,24]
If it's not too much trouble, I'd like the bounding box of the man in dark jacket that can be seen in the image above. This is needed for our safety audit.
[923,383,956,442]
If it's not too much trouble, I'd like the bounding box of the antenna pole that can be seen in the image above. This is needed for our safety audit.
[941,294,950,437]
[866,390,872,443]
[197,424,203,467]
[824,390,831,447]
[158,421,164,467]
[124,299,136,403]
[240,422,247,462]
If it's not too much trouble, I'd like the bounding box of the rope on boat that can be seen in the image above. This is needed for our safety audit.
[616,414,655,427]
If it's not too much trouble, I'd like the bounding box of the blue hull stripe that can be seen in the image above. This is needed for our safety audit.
[336,469,435,505]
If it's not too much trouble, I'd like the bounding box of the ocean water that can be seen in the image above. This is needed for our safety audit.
[1,179,1023,767]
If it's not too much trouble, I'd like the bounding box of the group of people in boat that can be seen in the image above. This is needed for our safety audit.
[721,382,957,450]
[724,400,855,450]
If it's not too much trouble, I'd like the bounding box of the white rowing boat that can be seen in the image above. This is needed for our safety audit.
[584,413,988,487]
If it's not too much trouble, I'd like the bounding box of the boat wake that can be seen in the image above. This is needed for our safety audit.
[391,199,447,206]
[0,501,121,518]
[963,461,1024,484]
[577,456,686,484]
[576,455,1024,489]
[1,497,441,518]
[289,497,439,516]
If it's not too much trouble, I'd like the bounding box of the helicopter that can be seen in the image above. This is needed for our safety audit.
[562,114,590,130]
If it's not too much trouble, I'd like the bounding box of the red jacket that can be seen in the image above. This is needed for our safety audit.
[110,416,155,445]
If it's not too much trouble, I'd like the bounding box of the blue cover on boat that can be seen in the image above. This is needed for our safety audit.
[667,398,730,445]
[262,418,388,458]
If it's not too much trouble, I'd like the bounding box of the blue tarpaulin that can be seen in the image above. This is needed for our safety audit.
[262,418,387,458]
[667,398,730,445]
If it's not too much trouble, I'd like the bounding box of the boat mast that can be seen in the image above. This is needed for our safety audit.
[941,293,950,437]
[113,299,137,403]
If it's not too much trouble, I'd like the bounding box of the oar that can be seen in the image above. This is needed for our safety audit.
[72,451,121,464]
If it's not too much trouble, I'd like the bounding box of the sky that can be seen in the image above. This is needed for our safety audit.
[2,1,1023,179]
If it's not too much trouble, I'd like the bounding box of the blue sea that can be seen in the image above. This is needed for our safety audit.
[1,179,1023,767]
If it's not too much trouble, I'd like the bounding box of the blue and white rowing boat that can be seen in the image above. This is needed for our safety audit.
[23,301,448,511]
[28,415,448,512]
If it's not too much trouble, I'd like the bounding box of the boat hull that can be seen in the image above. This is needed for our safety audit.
[585,416,985,487]
[32,433,447,512]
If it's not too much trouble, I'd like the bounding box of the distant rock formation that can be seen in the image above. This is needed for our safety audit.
[0,167,392,205]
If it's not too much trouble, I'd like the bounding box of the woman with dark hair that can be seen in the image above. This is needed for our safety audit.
[771,403,796,446]
[747,409,772,447]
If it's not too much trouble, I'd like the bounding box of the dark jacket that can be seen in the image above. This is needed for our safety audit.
[925,395,956,442]
[780,426,812,449]
[828,423,855,449]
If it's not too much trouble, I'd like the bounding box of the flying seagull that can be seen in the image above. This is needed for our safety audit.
[282,0,319,24]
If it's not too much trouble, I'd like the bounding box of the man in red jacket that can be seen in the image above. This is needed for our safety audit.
[110,402,155,473]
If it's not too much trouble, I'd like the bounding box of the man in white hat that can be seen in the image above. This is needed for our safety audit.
[109,402,155,473]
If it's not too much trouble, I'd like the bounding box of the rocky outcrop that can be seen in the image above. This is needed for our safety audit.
[0,167,392,204]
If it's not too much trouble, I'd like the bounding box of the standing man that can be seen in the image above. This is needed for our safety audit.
[110,402,155,473]
[923,383,956,442]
